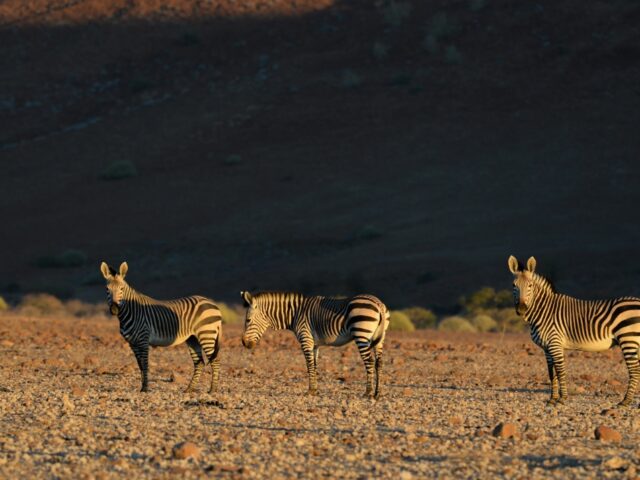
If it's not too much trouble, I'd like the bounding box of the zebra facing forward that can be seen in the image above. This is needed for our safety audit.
[100,262,222,393]
[240,291,390,398]
[509,255,640,407]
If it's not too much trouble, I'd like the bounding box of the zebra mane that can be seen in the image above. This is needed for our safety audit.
[108,265,118,276]
[532,272,557,294]
[253,291,305,302]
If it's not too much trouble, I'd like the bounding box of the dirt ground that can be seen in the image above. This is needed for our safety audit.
[1,315,639,479]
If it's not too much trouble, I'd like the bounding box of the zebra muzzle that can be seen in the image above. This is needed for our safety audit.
[110,304,119,316]
[242,336,256,349]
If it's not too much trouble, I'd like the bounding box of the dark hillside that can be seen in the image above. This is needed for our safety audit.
[1,0,639,309]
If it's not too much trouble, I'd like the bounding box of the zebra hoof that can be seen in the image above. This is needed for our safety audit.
[546,399,558,407]
[140,386,149,393]
[305,389,318,396]
[616,401,631,408]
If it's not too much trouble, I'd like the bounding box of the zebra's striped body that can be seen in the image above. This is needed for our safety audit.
[240,291,389,398]
[509,255,640,407]
[100,262,222,393]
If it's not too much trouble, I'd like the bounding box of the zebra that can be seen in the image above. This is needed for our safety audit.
[509,255,640,407]
[240,291,390,398]
[100,261,222,393]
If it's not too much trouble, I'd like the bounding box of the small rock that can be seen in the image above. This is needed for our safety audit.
[1,340,14,347]
[492,422,517,439]
[172,441,201,459]
[61,393,75,412]
[600,408,619,417]
[595,425,622,443]
[448,416,464,426]
[607,379,622,387]
[71,386,87,397]
[399,471,413,480]
[603,456,628,470]
[402,388,412,397]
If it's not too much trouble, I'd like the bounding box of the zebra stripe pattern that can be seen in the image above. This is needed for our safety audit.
[240,291,390,398]
[509,255,640,407]
[100,262,222,393]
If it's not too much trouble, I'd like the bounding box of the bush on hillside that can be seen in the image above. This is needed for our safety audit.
[388,311,415,332]
[218,302,243,324]
[18,293,66,316]
[0,296,8,311]
[401,306,437,329]
[459,287,512,312]
[100,160,137,181]
[438,316,477,333]
[471,314,498,332]
[36,249,87,268]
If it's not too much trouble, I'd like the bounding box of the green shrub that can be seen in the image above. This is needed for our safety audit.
[18,293,65,316]
[100,161,137,181]
[372,41,390,61]
[341,69,363,89]
[0,296,8,311]
[495,308,527,332]
[438,316,477,333]
[218,302,243,325]
[380,1,412,28]
[401,307,437,329]
[65,299,107,318]
[459,287,512,312]
[36,249,87,268]
[471,314,498,332]
[444,45,463,64]
[388,311,415,332]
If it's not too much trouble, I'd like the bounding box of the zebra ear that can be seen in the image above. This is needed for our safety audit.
[241,291,253,306]
[119,262,129,279]
[508,255,519,274]
[526,256,537,273]
[100,262,113,280]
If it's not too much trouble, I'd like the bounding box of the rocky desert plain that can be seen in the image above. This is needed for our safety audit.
[1,314,639,479]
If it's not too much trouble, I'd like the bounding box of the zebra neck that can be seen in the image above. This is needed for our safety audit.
[269,293,305,330]
[118,286,151,318]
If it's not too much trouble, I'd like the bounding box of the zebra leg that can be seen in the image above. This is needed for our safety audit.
[298,333,318,395]
[185,337,205,393]
[548,345,568,404]
[544,350,559,405]
[208,338,221,394]
[374,348,383,400]
[355,340,376,398]
[618,342,640,407]
[131,342,150,392]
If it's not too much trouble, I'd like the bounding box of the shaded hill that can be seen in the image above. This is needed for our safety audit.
[1,0,640,310]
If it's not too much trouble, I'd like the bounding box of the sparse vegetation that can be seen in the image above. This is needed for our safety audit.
[36,249,87,268]
[99,160,137,181]
[388,310,415,332]
[372,41,390,61]
[340,69,363,89]
[401,306,437,329]
[17,293,66,316]
[218,302,243,324]
[471,314,498,332]
[459,286,512,312]
[438,316,477,333]
[0,296,8,311]
[380,0,412,28]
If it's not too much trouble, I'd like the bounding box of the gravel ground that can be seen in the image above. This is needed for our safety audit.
[1,315,639,479]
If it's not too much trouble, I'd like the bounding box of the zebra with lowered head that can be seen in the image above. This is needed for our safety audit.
[509,255,640,407]
[100,262,222,393]
[240,291,390,398]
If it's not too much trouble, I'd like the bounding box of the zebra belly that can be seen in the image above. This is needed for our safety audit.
[149,330,189,347]
[317,332,352,347]
[566,337,614,352]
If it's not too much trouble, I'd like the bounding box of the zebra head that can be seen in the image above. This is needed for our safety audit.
[240,291,269,349]
[508,255,537,316]
[100,261,129,316]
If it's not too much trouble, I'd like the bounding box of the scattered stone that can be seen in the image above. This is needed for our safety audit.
[448,416,464,426]
[399,471,413,480]
[172,441,201,459]
[492,423,518,439]
[61,393,75,413]
[71,386,87,397]
[1,340,14,347]
[594,425,622,443]
[603,456,628,470]
[600,408,619,417]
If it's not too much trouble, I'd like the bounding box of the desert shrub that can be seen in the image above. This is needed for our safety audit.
[100,160,137,181]
[494,308,528,333]
[36,249,87,268]
[18,293,65,316]
[388,311,415,332]
[444,45,463,64]
[438,316,477,333]
[0,296,8,311]
[471,314,498,332]
[224,154,242,166]
[459,287,512,312]
[65,299,107,318]
[341,69,363,89]
[401,306,437,329]
[218,302,243,325]
[372,41,390,61]
[380,0,412,28]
